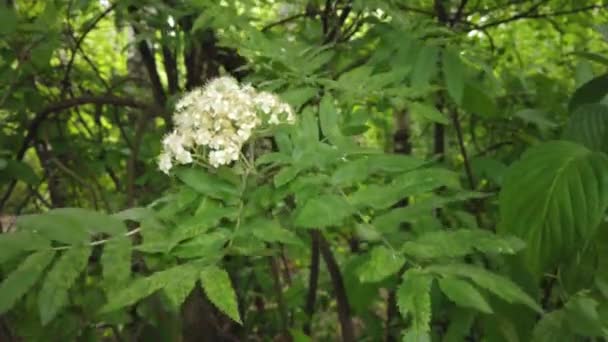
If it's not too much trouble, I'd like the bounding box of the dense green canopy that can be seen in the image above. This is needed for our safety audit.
[1,0,608,341]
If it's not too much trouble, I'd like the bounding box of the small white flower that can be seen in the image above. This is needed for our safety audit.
[158,152,172,174]
[157,76,296,173]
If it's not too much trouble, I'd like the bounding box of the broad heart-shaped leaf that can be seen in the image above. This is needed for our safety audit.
[442,48,465,105]
[562,104,608,154]
[568,73,608,112]
[0,250,56,314]
[200,266,241,324]
[356,246,405,283]
[39,246,91,325]
[175,168,239,201]
[427,264,542,313]
[438,276,493,314]
[397,269,433,339]
[294,194,354,228]
[498,141,608,274]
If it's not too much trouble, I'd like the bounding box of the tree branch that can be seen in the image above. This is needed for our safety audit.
[318,233,355,342]
[304,230,320,335]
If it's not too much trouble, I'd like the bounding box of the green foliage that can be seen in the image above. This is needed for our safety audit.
[200,266,242,324]
[397,269,433,340]
[38,246,91,325]
[2,0,608,340]
[498,141,608,274]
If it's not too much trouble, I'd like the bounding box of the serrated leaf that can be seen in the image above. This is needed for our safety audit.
[0,231,50,263]
[244,218,302,246]
[462,82,497,117]
[319,94,346,146]
[294,194,353,228]
[331,157,372,185]
[101,265,188,312]
[175,168,239,200]
[164,266,198,309]
[438,276,492,313]
[39,246,91,325]
[514,109,558,130]
[443,49,465,104]
[397,269,432,339]
[563,294,604,336]
[563,104,608,154]
[401,229,524,259]
[569,73,608,112]
[200,266,241,324]
[357,246,405,283]
[410,102,449,124]
[274,166,301,187]
[368,154,425,174]
[0,250,56,314]
[498,141,608,274]
[17,213,90,245]
[428,264,542,313]
[411,45,438,87]
[172,231,229,259]
[532,310,573,342]
[101,237,131,292]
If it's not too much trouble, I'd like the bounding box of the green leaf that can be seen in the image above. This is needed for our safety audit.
[200,266,241,324]
[102,265,189,312]
[274,166,301,187]
[280,87,317,109]
[163,266,198,309]
[319,94,346,145]
[0,160,39,185]
[397,269,433,338]
[0,6,18,35]
[0,250,56,314]
[101,237,131,292]
[563,294,604,336]
[294,194,353,228]
[331,157,372,185]
[39,246,91,325]
[574,51,608,66]
[411,45,438,87]
[244,218,302,246]
[532,310,573,342]
[563,104,608,154]
[16,213,90,245]
[175,168,239,200]
[172,231,229,259]
[0,231,50,263]
[357,246,405,283]
[462,82,497,117]
[514,109,558,130]
[427,264,542,313]
[569,73,608,112]
[368,154,425,174]
[438,276,493,314]
[401,229,525,259]
[409,102,449,124]
[498,141,608,274]
[49,208,126,235]
[443,49,465,105]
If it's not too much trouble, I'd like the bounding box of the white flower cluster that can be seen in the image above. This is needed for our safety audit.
[158,76,295,173]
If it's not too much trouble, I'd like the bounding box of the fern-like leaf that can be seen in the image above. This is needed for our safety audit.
[200,266,242,324]
[0,250,56,314]
[38,246,91,325]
